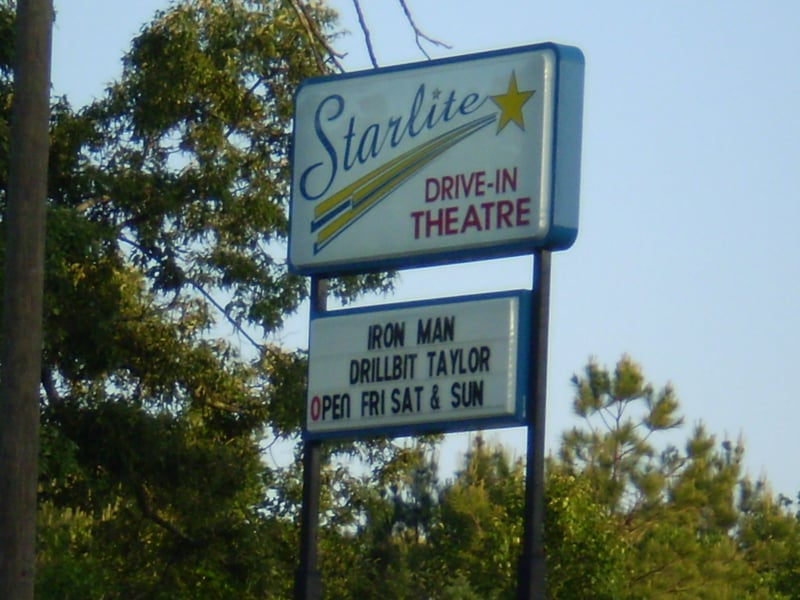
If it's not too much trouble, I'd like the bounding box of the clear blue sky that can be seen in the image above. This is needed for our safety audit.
[52,1,800,496]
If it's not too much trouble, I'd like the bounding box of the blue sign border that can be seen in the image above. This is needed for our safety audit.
[303,289,532,441]
[288,42,584,276]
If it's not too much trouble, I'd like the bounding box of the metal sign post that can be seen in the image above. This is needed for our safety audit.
[296,277,326,600]
[517,250,551,600]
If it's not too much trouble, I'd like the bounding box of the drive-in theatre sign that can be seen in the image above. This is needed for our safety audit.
[289,42,584,274]
[291,43,585,599]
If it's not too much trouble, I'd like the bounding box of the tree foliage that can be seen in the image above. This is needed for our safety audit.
[555,355,800,599]
[0,0,391,597]
[318,356,800,599]
[304,356,800,598]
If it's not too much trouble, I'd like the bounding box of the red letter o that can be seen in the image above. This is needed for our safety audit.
[310,396,321,421]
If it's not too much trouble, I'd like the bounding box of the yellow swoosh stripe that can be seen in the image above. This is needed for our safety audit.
[312,114,495,226]
[312,114,497,254]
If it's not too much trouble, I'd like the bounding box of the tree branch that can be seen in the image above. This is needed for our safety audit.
[184,276,263,352]
[287,0,344,72]
[397,0,451,59]
[116,235,263,353]
[352,0,451,67]
[40,367,62,406]
[134,482,197,546]
[352,0,378,68]
[75,194,111,214]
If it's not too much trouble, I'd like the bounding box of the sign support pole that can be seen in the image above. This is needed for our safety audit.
[517,249,551,600]
[296,276,327,600]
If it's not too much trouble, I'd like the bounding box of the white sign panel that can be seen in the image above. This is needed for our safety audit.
[305,291,531,439]
[289,43,584,275]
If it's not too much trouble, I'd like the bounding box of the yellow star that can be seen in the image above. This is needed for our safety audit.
[490,71,535,133]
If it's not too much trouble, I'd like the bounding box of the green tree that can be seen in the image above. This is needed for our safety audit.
[558,356,773,599]
[737,482,800,599]
[560,354,684,514]
[427,436,524,599]
[0,0,391,596]
[323,357,800,599]
[429,437,625,600]
[280,355,800,599]
[328,435,627,600]
[543,468,627,599]
[318,439,442,599]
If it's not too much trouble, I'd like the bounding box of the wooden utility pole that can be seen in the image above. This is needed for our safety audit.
[0,0,53,598]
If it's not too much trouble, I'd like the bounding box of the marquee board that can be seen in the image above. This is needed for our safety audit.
[305,291,531,439]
